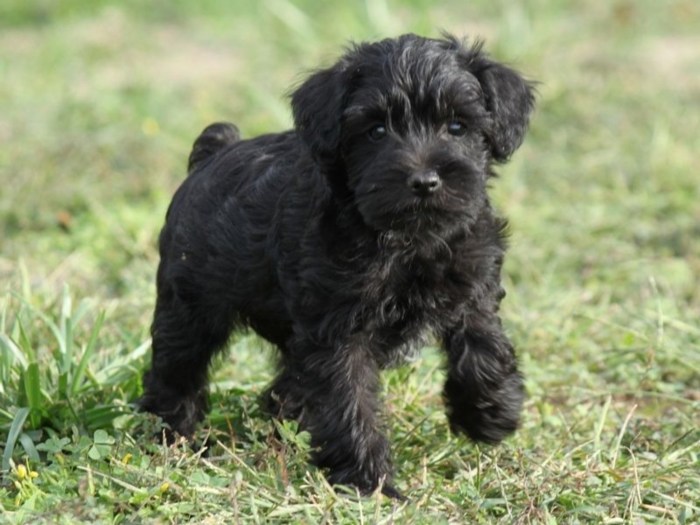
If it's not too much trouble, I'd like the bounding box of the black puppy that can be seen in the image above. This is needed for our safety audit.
[141,34,535,498]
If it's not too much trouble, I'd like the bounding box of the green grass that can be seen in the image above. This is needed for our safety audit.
[1,0,699,523]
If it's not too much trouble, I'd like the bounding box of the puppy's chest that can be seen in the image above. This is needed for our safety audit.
[360,252,466,330]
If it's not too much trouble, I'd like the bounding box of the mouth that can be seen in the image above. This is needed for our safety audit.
[390,205,460,228]
[353,174,480,235]
[359,196,471,235]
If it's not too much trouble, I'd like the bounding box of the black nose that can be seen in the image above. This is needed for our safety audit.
[407,171,442,196]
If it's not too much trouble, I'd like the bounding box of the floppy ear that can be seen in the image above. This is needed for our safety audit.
[291,60,352,165]
[470,56,536,161]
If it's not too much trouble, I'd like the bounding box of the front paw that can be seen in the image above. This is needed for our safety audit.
[327,468,403,500]
[444,371,525,444]
[381,483,408,501]
[320,437,396,498]
[139,382,208,441]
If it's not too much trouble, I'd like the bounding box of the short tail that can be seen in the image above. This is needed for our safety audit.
[188,122,240,174]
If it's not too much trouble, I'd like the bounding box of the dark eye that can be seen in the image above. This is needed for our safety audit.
[447,120,468,137]
[368,124,387,141]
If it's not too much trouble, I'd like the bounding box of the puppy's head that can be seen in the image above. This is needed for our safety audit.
[292,34,535,234]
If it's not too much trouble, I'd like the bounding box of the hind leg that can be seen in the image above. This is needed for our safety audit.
[249,319,300,420]
[262,362,305,422]
[141,287,231,440]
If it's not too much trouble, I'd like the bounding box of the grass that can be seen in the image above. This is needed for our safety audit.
[1,0,699,522]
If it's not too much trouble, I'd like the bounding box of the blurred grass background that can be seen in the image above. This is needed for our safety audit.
[1,0,699,523]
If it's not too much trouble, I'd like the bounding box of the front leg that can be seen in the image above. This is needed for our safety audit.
[269,338,398,497]
[442,312,525,444]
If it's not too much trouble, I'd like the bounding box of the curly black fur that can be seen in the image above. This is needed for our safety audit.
[140,33,535,498]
